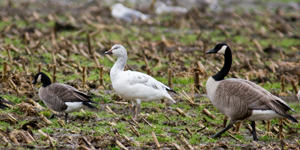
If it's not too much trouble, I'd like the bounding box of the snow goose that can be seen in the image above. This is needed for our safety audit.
[155,2,188,14]
[111,3,149,22]
[205,43,298,141]
[32,72,97,123]
[105,44,176,120]
[0,97,14,109]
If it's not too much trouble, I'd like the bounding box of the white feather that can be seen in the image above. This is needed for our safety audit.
[111,3,149,22]
[65,102,86,113]
[155,2,188,14]
[247,110,283,121]
[112,70,175,104]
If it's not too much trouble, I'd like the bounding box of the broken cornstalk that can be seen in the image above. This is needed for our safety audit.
[151,131,162,150]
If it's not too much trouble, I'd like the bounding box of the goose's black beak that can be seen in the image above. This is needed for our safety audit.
[32,80,36,84]
[206,47,217,54]
[105,49,113,54]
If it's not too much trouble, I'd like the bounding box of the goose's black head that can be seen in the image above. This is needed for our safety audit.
[32,72,52,87]
[206,43,229,55]
[207,43,232,81]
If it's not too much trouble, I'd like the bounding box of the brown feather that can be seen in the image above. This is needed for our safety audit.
[213,78,294,123]
[39,83,93,112]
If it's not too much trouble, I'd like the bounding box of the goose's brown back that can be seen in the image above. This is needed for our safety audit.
[39,83,92,112]
[213,78,294,123]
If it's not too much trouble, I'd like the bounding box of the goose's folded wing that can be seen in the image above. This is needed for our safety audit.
[240,80,295,112]
[47,83,91,102]
[217,79,293,116]
[240,79,279,97]
[126,71,171,91]
[39,88,68,111]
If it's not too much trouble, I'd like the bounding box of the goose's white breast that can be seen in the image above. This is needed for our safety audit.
[206,77,221,100]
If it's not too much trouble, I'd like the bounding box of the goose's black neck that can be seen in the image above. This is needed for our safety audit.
[42,74,52,87]
[212,47,232,81]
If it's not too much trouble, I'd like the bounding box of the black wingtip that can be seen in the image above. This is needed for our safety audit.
[286,115,298,123]
[74,91,92,99]
[167,88,177,94]
[0,104,9,109]
[0,97,14,109]
[89,99,98,104]
[275,100,295,112]
[83,102,97,109]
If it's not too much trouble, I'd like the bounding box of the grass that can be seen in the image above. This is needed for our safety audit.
[0,0,300,149]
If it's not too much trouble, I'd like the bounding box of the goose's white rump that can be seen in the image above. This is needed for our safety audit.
[247,110,283,121]
[65,102,86,113]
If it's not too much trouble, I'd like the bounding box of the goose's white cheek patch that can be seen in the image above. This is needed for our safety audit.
[218,45,227,54]
[37,75,42,83]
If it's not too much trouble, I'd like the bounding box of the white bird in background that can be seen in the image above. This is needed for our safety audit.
[105,44,176,120]
[111,3,149,22]
[175,0,219,12]
[297,90,300,101]
[155,2,188,14]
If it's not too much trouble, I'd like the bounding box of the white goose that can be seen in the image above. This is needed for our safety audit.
[111,3,149,22]
[105,44,176,120]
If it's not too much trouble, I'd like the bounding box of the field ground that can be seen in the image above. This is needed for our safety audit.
[0,0,300,149]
